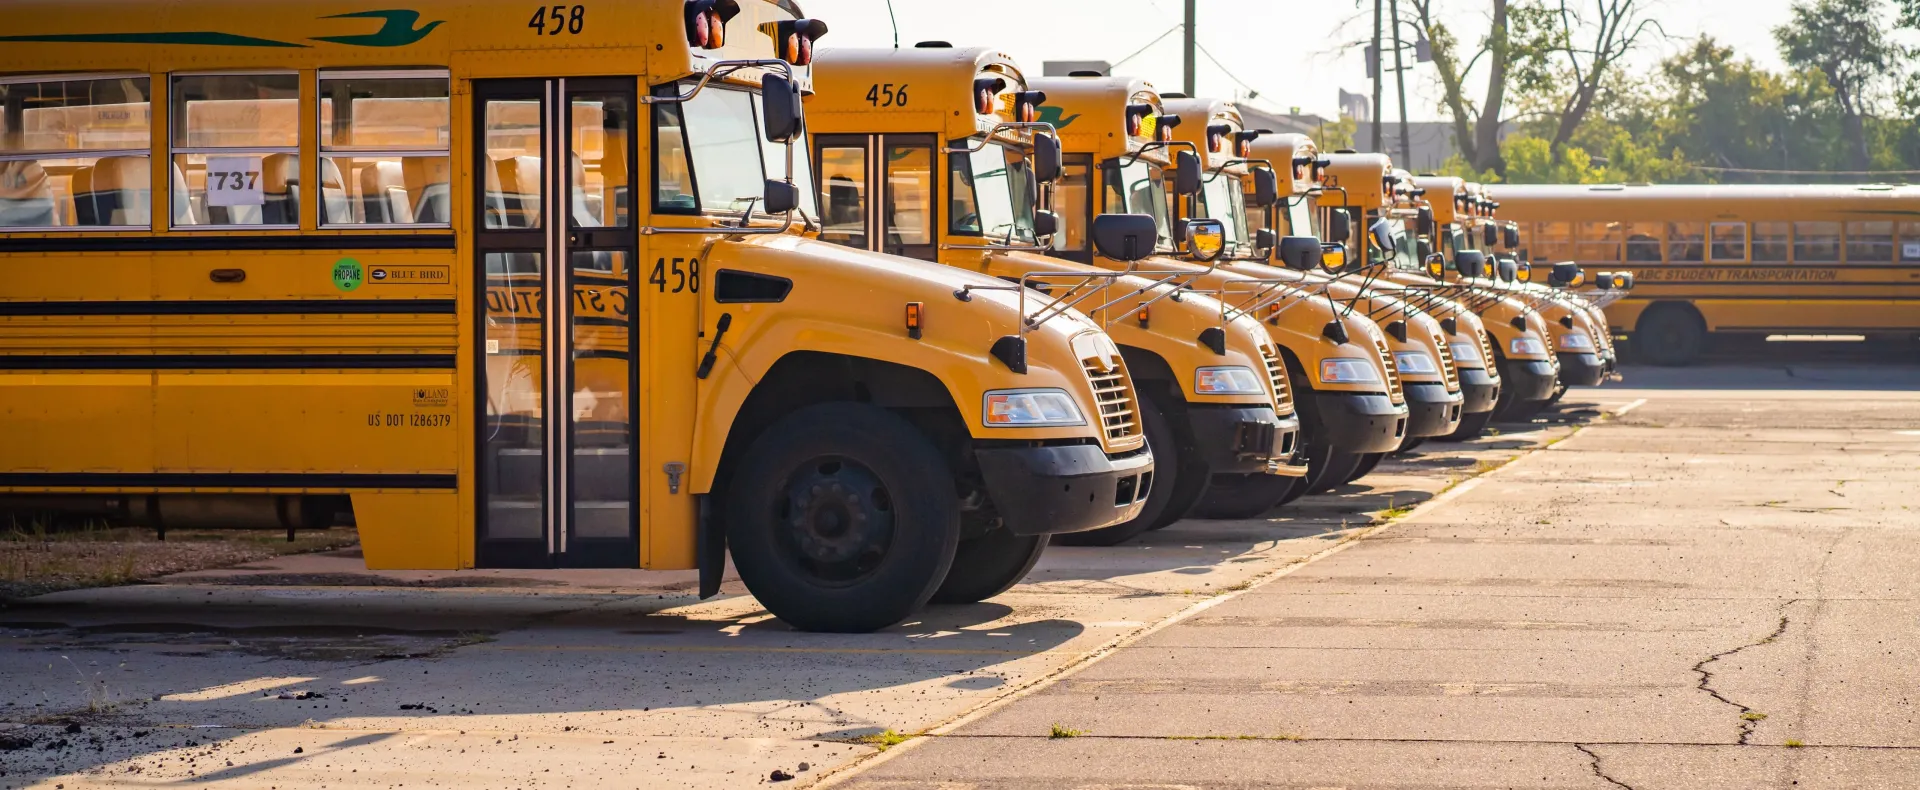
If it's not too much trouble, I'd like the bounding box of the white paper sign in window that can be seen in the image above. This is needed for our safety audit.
[205,156,265,208]
[1903,241,1920,261]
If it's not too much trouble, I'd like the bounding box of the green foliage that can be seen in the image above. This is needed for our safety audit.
[1316,115,1358,152]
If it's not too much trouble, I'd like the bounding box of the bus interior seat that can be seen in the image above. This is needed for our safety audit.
[569,156,613,271]
[261,153,298,225]
[492,156,541,228]
[0,160,57,227]
[170,163,203,225]
[72,156,151,227]
[404,157,451,224]
[358,160,413,224]
[321,158,353,224]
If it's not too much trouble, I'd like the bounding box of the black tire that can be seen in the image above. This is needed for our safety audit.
[1056,389,1201,545]
[930,529,1047,604]
[1187,473,1303,519]
[1635,304,1706,366]
[1345,452,1385,483]
[724,403,961,633]
[1396,435,1427,454]
[1439,409,1494,441]
[1305,450,1363,494]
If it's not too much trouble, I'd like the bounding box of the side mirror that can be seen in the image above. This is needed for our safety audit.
[760,74,803,143]
[1033,133,1063,184]
[1482,223,1498,248]
[1253,228,1277,257]
[1503,223,1521,249]
[1174,149,1202,197]
[1417,207,1435,237]
[1516,261,1532,282]
[1091,213,1158,262]
[1593,271,1614,291]
[763,179,799,215]
[1249,168,1279,208]
[1549,261,1580,286]
[1425,255,1445,279]
[1325,210,1351,245]
[1032,209,1059,238]
[1278,236,1321,272]
[1368,218,1394,253]
[1320,242,1348,274]
[1182,218,1227,262]
[1454,250,1486,278]
[1496,256,1517,283]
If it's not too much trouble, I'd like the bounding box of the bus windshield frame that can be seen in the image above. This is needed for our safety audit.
[1102,157,1174,253]
[652,80,817,224]
[948,139,1037,244]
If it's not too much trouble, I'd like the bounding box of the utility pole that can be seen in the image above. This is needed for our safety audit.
[1370,0,1383,153]
[1183,0,1196,97]
[1389,0,1410,166]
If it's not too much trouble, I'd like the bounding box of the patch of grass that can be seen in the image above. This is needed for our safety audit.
[1049,723,1087,739]
[1784,739,1805,748]
[1,525,359,599]
[853,729,911,751]
[1742,712,1768,722]
[1472,459,1508,475]
[1222,580,1255,593]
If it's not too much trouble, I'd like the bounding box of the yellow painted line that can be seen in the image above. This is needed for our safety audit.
[478,644,1049,657]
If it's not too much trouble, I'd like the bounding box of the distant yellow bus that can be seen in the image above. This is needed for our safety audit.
[1490,184,1920,365]
[0,0,1155,632]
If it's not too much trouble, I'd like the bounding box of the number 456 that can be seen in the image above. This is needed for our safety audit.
[866,83,908,108]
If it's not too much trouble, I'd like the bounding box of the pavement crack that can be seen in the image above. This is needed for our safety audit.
[1692,599,1797,745]
[1574,743,1634,790]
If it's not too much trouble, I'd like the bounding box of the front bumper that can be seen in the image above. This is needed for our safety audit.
[1500,358,1559,403]
[1458,367,1501,414]
[1557,352,1606,387]
[974,444,1155,536]
[1311,392,1409,455]
[1186,405,1302,475]
[1402,381,1465,438]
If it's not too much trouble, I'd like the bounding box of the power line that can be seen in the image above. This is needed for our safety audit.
[1194,41,1267,101]
[1112,25,1182,69]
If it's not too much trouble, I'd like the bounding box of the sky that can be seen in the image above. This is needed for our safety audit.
[802,0,1801,122]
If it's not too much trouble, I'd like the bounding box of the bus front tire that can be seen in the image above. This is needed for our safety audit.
[1635,305,1705,366]
[1440,410,1494,441]
[930,529,1047,604]
[1189,473,1304,519]
[725,403,961,633]
[1056,389,1198,545]
[1345,452,1385,483]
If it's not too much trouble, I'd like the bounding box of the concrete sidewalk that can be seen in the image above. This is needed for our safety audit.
[834,388,1920,788]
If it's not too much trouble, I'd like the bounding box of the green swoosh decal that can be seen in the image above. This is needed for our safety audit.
[0,31,305,47]
[1034,106,1081,130]
[310,9,444,47]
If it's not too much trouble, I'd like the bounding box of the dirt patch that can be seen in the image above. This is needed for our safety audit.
[161,572,568,589]
[2,620,496,662]
[1,527,360,601]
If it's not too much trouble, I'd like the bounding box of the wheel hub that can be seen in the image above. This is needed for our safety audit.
[778,457,895,582]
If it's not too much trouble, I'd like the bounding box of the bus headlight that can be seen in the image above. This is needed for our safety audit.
[1559,332,1593,350]
[1194,366,1266,395]
[1319,357,1382,384]
[984,389,1085,427]
[1449,341,1483,365]
[1509,335,1547,356]
[1393,351,1440,375]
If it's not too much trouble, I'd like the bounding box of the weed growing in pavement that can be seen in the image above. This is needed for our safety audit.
[1742,712,1768,722]
[853,730,911,751]
[64,655,116,714]
[1784,739,1805,747]
[1049,724,1086,739]
[1222,580,1254,592]
[1377,498,1415,520]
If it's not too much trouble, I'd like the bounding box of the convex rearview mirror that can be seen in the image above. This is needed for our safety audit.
[1181,218,1226,262]
[1174,150,1202,197]
[1278,236,1322,272]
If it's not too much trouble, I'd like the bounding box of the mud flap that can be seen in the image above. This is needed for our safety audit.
[697,494,726,599]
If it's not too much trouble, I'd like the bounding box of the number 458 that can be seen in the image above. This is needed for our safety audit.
[866,83,908,108]
[528,4,585,35]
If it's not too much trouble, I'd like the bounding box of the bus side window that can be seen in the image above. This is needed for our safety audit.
[815,142,867,248]
[1623,222,1663,262]
[0,75,153,230]
[318,71,451,227]
[1900,222,1920,263]
[1792,222,1841,263]
[171,73,300,228]
[1052,157,1091,253]
[1751,222,1790,263]
[1846,221,1893,263]
[1708,222,1747,263]
[1667,222,1704,263]
[883,142,933,257]
[1534,221,1573,261]
[1574,221,1621,262]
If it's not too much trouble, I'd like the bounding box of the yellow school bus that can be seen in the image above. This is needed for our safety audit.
[1489,183,1920,365]
[1409,178,1562,419]
[807,45,1301,544]
[1025,76,1408,512]
[1308,152,1467,458]
[1458,186,1615,389]
[0,0,1156,632]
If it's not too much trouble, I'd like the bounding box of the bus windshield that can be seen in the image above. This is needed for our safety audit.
[654,83,817,223]
[949,142,1036,243]
[1103,158,1173,251]
[1198,173,1247,254]
[1284,197,1318,240]
[1389,218,1420,271]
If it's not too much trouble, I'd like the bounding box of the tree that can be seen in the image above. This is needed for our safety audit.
[1774,0,1907,170]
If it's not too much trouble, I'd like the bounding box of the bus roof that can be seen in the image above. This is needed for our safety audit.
[1247,133,1316,196]
[1414,175,1467,224]
[810,45,1024,140]
[1027,74,1164,163]
[1159,97,1240,171]
[0,0,810,85]
[1488,183,1920,223]
[1321,151,1392,208]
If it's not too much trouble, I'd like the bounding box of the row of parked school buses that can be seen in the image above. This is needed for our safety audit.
[0,0,1625,633]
